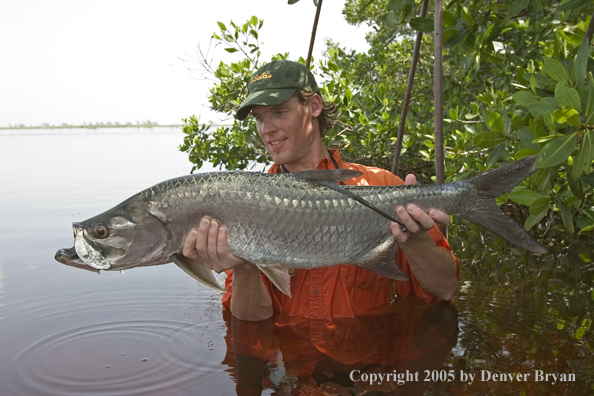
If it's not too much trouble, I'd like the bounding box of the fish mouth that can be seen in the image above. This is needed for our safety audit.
[72,224,112,270]
[54,246,100,273]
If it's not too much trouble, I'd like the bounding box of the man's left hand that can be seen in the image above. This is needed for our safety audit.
[390,174,450,244]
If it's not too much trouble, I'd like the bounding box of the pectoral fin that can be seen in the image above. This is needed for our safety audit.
[171,254,224,291]
[256,264,292,298]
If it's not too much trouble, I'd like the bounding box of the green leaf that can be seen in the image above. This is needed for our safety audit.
[480,49,504,63]
[557,0,591,12]
[387,0,406,11]
[535,167,555,190]
[527,101,560,118]
[553,108,581,126]
[410,17,434,33]
[509,0,530,16]
[576,216,594,230]
[516,66,528,85]
[571,129,594,180]
[487,143,505,165]
[581,72,594,125]
[530,75,539,94]
[449,108,458,120]
[529,196,551,216]
[574,38,589,86]
[515,148,540,159]
[508,190,545,205]
[544,57,569,84]
[473,131,507,148]
[524,73,552,88]
[536,133,578,168]
[555,83,581,112]
[513,91,541,107]
[288,0,300,4]
[383,10,399,29]
[518,127,540,151]
[568,172,584,199]
[217,21,227,31]
[345,88,353,104]
[488,112,504,133]
[524,210,547,230]
[558,201,575,234]
[583,174,594,187]
[224,47,238,53]
[544,110,555,131]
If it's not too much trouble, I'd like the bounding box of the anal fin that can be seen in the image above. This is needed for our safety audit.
[171,254,225,291]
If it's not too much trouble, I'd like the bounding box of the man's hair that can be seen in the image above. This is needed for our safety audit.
[294,90,337,137]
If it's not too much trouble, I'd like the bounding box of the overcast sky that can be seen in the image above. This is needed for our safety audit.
[0,0,370,127]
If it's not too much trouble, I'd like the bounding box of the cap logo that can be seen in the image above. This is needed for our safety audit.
[250,72,272,85]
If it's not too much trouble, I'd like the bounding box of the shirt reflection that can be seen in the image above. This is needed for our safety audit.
[221,298,458,395]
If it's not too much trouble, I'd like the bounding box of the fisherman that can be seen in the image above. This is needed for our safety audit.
[182,60,460,321]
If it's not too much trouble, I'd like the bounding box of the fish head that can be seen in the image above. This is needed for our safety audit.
[55,196,175,271]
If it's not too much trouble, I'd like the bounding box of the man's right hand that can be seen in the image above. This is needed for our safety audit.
[183,217,273,321]
[182,216,249,273]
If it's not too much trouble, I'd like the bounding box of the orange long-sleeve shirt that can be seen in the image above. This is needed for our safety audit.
[222,150,460,318]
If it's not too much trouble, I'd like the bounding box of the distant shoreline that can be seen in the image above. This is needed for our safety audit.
[0,124,185,130]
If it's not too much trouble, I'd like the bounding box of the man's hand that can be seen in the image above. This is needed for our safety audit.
[182,216,249,272]
[390,174,450,244]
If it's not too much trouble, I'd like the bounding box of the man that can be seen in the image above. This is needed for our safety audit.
[182,60,459,321]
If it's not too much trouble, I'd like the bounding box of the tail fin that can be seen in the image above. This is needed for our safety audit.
[458,155,548,254]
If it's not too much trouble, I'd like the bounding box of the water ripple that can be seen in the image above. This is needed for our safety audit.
[1,319,233,396]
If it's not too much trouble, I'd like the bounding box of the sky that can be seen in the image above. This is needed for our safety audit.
[0,0,370,127]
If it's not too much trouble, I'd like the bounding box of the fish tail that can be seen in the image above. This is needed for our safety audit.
[458,155,548,254]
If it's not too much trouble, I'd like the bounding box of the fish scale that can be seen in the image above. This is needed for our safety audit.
[147,172,391,267]
[56,156,548,296]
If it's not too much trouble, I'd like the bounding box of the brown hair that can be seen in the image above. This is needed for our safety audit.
[294,90,337,137]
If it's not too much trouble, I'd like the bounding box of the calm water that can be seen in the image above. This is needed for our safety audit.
[0,128,591,395]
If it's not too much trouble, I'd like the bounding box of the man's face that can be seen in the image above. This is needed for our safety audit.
[252,94,322,169]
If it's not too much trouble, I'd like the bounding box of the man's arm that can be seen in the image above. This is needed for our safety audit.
[390,175,459,301]
[182,217,273,321]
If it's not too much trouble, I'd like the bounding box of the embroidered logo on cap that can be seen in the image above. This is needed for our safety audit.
[250,72,272,85]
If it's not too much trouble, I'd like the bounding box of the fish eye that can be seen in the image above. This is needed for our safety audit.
[91,223,110,239]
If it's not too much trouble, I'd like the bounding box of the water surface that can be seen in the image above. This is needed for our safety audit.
[0,128,592,395]
[0,128,236,395]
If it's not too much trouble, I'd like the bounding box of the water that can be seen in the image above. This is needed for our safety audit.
[0,128,592,395]
[0,128,235,395]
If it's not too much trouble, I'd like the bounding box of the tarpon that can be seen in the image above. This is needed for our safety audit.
[55,155,547,296]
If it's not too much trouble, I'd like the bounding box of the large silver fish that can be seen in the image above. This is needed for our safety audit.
[55,155,547,296]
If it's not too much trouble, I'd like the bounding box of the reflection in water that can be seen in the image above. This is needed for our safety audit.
[444,287,593,395]
[222,298,458,395]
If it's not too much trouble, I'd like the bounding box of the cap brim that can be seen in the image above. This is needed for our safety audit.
[235,88,297,120]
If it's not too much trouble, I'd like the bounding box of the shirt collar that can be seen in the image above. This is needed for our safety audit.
[268,149,342,174]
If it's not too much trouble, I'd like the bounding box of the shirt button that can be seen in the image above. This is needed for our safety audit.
[313,289,319,295]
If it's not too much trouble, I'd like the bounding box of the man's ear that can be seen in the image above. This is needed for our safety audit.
[310,94,323,117]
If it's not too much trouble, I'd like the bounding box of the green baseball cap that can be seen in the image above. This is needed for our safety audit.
[235,60,321,120]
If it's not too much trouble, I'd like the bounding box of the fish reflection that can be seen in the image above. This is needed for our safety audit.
[221,298,458,395]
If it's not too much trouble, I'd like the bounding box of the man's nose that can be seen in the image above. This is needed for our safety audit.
[259,117,277,134]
